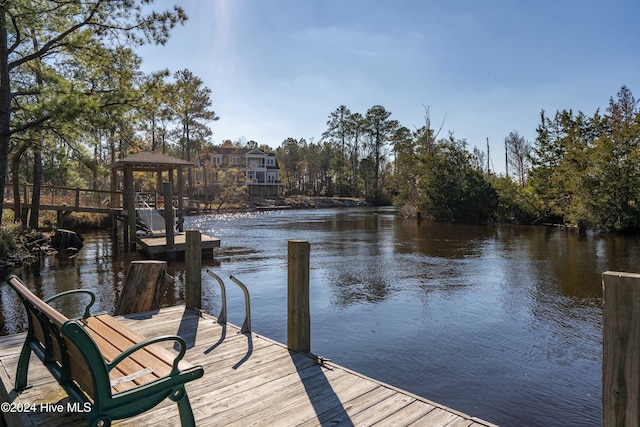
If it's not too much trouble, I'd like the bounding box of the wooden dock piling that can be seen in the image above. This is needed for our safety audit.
[288,240,311,353]
[114,260,170,315]
[602,271,640,426]
[125,167,136,252]
[185,229,202,310]
[163,181,175,252]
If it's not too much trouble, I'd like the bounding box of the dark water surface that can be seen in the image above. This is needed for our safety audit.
[2,207,632,426]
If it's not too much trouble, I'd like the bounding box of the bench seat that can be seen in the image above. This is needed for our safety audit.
[5,275,204,427]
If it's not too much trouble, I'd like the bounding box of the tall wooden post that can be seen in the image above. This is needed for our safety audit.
[185,230,202,310]
[163,181,175,251]
[156,170,163,206]
[177,166,185,232]
[110,168,118,245]
[288,240,310,352]
[603,271,640,426]
[124,166,136,252]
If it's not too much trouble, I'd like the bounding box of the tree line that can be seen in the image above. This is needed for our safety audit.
[3,3,639,232]
[279,86,640,231]
[276,105,397,204]
[529,86,640,230]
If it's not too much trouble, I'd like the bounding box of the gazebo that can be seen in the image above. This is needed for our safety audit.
[106,151,194,251]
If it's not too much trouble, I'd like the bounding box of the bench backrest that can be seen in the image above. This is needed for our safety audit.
[7,276,106,400]
[8,275,69,361]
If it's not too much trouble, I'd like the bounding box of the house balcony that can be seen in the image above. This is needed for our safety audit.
[246,179,283,185]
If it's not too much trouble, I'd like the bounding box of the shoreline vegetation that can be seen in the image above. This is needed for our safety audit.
[0,196,370,268]
[1,191,636,269]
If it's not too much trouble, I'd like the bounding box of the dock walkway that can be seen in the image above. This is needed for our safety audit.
[0,306,497,426]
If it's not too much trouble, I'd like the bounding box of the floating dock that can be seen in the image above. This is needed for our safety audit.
[135,207,221,256]
[0,306,497,426]
[137,233,221,256]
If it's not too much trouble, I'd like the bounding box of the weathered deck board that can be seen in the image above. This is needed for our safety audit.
[0,306,498,427]
[371,400,437,426]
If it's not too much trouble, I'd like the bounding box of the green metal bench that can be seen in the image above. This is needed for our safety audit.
[6,275,204,427]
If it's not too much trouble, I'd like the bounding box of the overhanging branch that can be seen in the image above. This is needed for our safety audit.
[10,115,51,135]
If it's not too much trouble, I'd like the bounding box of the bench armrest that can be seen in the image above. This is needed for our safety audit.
[107,335,187,377]
[45,289,96,319]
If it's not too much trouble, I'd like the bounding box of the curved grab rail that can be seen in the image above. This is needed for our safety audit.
[205,271,252,334]
[229,275,252,334]
[205,270,227,324]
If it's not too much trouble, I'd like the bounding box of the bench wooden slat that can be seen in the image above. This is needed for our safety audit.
[78,321,165,393]
[90,314,194,371]
[62,336,96,396]
[82,316,175,374]
[75,333,155,393]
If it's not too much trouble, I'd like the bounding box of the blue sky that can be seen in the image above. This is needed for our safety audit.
[138,0,639,173]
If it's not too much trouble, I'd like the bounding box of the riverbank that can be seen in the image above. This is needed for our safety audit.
[0,227,54,269]
[280,196,370,209]
[192,196,370,213]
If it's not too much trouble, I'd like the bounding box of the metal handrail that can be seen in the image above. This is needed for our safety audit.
[229,275,252,334]
[205,271,251,334]
[206,270,227,324]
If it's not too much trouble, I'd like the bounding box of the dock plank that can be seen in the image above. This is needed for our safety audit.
[445,418,476,427]
[410,407,461,426]
[0,306,498,427]
[349,392,416,426]
[371,400,437,426]
[193,358,331,426]
[0,334,27,356]
[117,346,303,426]
[295,385,396,427]
[243,371,372,427]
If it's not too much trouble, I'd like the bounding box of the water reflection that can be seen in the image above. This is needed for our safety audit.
[2,208,635,426]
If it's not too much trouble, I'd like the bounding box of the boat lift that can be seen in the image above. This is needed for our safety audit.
[135,192,177,237]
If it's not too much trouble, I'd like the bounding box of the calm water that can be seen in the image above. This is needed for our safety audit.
[2,207,635,426]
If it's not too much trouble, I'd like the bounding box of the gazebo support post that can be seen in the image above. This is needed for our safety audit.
[125,166,137,252]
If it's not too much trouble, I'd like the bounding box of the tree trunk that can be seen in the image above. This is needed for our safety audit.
[29,146,42,229]
[151,114,157,151]
[374,129,381,200]
[0,13,10,223]
[114,261,171,315]
[11,144,28,222]
[185,117,193,200]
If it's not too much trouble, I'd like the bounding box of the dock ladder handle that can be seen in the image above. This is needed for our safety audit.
[205,271,252,334]
[206,270,227,324]
[229,275,251,334]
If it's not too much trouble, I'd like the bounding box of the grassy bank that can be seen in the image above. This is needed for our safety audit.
[0,210,110,268]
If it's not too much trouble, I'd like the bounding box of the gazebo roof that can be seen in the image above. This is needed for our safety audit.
[106,151,194,172]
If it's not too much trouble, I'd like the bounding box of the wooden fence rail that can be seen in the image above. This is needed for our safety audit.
[3,183,122,213]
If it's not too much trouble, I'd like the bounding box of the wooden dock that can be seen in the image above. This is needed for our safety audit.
[137,233,221,256]
[0,306,497,427]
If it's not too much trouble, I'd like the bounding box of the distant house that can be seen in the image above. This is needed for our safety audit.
[196,147,282,200]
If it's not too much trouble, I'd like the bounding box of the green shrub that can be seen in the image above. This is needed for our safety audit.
[0,221,21,260]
